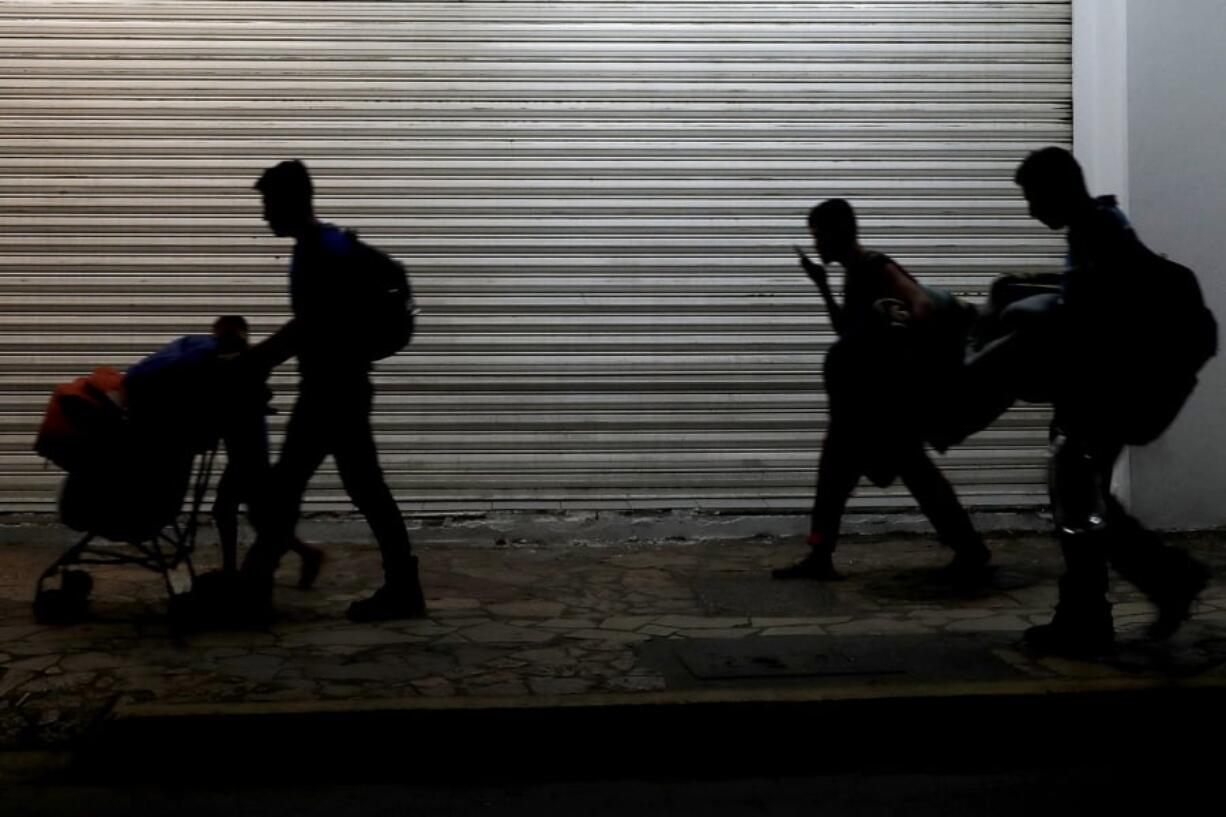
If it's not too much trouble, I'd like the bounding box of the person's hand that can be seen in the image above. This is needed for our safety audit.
[793,245,827,287]
[226,348,273,386]
[875,298,912,326]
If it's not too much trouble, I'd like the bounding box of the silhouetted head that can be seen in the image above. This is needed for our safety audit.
[807,198,858,265]
[1014,147,1092,230]
[255,159,315,238]
[212,314,250,355]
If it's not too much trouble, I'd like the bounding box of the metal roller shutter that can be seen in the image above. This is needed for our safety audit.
[0,1,1069,515]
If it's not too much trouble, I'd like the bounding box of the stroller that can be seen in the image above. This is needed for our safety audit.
[32,364,222,627]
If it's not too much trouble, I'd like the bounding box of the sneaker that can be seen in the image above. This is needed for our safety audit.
[189,570,274,629]
[296,542,326,590]
[933,550,994,592]
[1150,558,1211,639]
[346,581,427,622]
[1023,616,1115,659]
[771,552,845,581]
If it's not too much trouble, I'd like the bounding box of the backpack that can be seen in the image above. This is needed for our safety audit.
[34,367,127,472]
[344,231,417,361]
[1117,248,1217,444]
[1139,250,1217,377]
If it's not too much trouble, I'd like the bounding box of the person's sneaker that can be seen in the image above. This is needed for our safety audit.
[1023,616,1115,659]
[1149,558,1211,639]
[771,552,844,581]
[346,581,427,622]
[932,550,994,592]
[296,543,326,590]
[189,571,274,630]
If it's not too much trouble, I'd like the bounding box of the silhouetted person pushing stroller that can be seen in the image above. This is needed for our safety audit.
[238,160,424,623]
[772,199,991,586]
[209,316,324,584]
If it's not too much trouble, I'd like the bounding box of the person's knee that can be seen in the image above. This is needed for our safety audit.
[345,477,396,511]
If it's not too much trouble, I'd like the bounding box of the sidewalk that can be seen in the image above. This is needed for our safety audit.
[2,528,1224,778]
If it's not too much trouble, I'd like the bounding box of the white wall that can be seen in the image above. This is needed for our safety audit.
[1074,0,1132,506]
[1123,0,1226,528]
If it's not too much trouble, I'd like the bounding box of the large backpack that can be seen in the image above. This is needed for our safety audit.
[34,367,127,472]
[1138,249,1217,377]
[1118,247,1217,444]
[343,231,417,361]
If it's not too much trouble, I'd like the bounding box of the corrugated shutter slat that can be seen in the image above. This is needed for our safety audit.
[0,0,1069,513]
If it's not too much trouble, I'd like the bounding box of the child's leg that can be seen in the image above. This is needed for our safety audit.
[212,463,240,573]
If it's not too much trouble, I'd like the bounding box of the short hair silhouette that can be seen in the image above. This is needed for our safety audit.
[255,159,313,201]
[212,315,249,335]
[212,315,250,353]
[808,198,857,240]
[1014,147,1088,196]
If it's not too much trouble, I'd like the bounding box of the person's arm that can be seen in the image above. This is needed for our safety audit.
[794,246,845,337]
[879,261,935,323]
[245,318,302,375]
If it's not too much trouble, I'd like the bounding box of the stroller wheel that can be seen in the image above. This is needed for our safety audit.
[61,570,93,601]
[33,587,87,625]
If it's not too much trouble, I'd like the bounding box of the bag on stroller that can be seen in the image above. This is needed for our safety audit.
[31,360,219,627]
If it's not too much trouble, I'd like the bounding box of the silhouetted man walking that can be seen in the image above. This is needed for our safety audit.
[241,160,425,622]
[772,199,990,585]
[1013,147,1212,656]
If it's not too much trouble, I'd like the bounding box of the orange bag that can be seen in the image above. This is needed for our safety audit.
[34,367,127,472]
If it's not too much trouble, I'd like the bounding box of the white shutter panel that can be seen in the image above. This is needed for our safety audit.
[0,1,1069,514]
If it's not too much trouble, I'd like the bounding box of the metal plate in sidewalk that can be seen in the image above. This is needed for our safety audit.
[673,638,905,681]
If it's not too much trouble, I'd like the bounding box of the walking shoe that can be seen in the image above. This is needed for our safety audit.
[1023,615,1115,659]
[346,581,427,622]
[188,570,274,629]
[296,542,326,590]
[771,551,844,581]
[1149,557,1211,639]
[932,549,994,592]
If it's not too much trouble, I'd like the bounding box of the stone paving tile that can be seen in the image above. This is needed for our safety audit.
[458,622,558,644]
[563,629,652,644]
[638,625,679,637]
[909,608,1001,621]
[825,618,938,636]
[0,669,36,698]
[760,625,829,637]
[281,627,427,648]
[1113,601,1158,617]
[0,626,46,641]
[411,677,456,697]
[750,617,830,628]
[386,621,460,637]
[538,618,597,630]
[599,615,658,632]
[6,655,59,673]
[945,614,1031,633]
[0,533,1224,752]
[677,628,757,640]
[606,674,667,692]
[652,615,750,630]
[529,677,594,695]
[511,647,577,666]
[486,601,567,619]
[427,598,483,611]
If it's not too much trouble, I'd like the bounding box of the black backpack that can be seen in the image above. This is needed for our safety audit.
[1117,244,1217,444]
[1143,250,1217,376]
[344,231,417,361]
